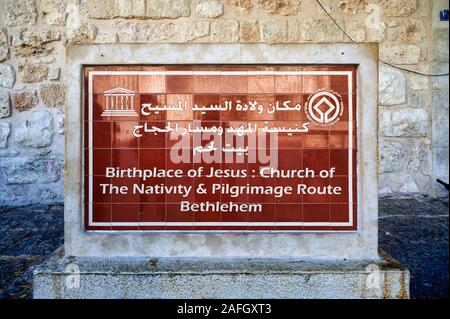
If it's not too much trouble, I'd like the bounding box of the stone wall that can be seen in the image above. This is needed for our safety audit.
[0,0,448,205]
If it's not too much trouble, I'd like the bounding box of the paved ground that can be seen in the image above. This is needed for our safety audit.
[0,197,448,299]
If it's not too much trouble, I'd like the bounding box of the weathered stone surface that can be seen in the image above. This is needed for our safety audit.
[0,91,11,118]
[380,44,421,65]
[13,30,61,57]
[379,140,406,173]
[287,20,300,42]
[39,83,65,108]
[432,91,449,150]
[67,23,98,45]
[257,0,300,16]
[15,110,54,148]
[211,20,239,42]
[11,90,38,112]
[0,46,9,62]
[240,21,259,42]
[406,72,429,91]
[379,64,406,106]
[48,67,60,81]
[302,18,345,42]
[399,176,419,193]
[347,21,366,42]
[95,32,119,43]
[115,0,146,18]
[0,64,15,89]
[196,0,223,18]
[365,9,386,43]
[84,0,149,19]
[407,90,431,108]
[114,21,176,42]
[432,149,449,188]
[0,121,11,148]
[18,63,48,83]
[380,0,418,17]
[397,19,426,43]
[83,0,114,19]
[0,29,7,44]
[406,142,430,174]
[431,63,449,90]
[54,113,64,135]
[338,0,367,15]
[0,30,9,62]
[2,0,37,26]
[225,0,252,13]
[260,20,288,43]
[145,0,191,19]
[40,0,67,26]
[381,108,428,137]
[0,155,62,184]
[179,21,210,42]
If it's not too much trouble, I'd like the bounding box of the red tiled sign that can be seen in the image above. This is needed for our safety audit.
[84,65,357,231]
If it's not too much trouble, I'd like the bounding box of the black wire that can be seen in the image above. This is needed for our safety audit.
[315,0,450,77]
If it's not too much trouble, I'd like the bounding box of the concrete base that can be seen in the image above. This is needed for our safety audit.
[33,250,409,299]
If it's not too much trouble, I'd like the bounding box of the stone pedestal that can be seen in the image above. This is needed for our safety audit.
[33,250,409,299]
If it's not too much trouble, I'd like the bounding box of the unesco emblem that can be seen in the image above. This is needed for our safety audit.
[305,89,344,127]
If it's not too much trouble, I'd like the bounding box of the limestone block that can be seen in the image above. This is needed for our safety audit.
[257,0,300,16]
[15,110,54,148]
[225,0,252,13]
[379,140,406,173]
[67,23,98,45]
[11,90,38,112]
[380,0,418,17]
[338,0,367,15]
[0,91,11,118]
[179,21,210,42]
[84,0,114,19]
[407,90,431,108]
[432,149,449,184]
[431,64,449,90]
[381,108,429,137]
[18,63,48,83]
[40,0,67,26]
[0,121,11,148]
[114,0,146,18]
[39,83,65,108]
[397,19,426,43]
[0,64,15,89]
[48,67,60,81]
[346,21,366,42]
[399,176,419,193]
[302,18,345,42]
[380,44,421,65]
[260,20,288,43]
[145,0,191,19]
[211,20,239,42]
[406,72,429,91]
[196,0,224,18]
[432,91,449,150]
[2,0,37,26]
[13,30,61,57]
[0,155,63,184]
[0,29,7,44]
[0,46,8,62]
[240,21,259,42]
[114,21,176,42]
[379,64,406,106]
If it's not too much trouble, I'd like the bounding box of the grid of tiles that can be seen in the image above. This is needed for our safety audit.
[83,65,357,231]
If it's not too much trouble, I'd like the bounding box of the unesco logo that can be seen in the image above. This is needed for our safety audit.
[305,89,344,127]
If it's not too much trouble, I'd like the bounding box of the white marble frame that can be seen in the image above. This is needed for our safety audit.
[65,43,379,259]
